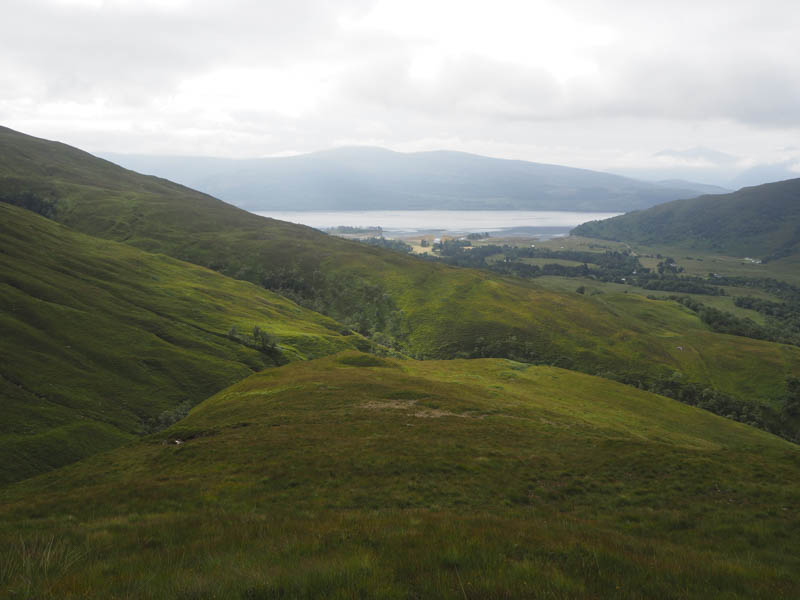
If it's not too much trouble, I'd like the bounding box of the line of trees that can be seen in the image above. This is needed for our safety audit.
[428,244,642,283]
[227,325,288,365]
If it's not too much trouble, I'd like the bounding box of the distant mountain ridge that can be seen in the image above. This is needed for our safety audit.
[654,179,731,196]
[572,178,800,260]
[101,146,725,212]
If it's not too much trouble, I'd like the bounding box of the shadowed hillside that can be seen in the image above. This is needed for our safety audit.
[573,178,800,261]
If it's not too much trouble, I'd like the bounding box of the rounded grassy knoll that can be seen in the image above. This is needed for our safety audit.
[2,353,798,598]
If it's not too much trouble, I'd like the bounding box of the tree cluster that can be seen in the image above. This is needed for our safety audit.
[0,190,58,219]
[360,237,413,253]
[259,266,403,345]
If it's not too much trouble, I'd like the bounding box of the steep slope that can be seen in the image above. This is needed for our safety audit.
[2,126,800,416]
[573,178,800,260]
[101,146,707,212]
[0,202,365,485]
[1,353,798,598]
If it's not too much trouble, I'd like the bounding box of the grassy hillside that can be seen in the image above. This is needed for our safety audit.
[0,202,366,485]
[1,352,798,598]
[573,178,800,260]
[2,126,800,418]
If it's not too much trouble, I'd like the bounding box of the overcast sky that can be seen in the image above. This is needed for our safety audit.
[3,0,800,184]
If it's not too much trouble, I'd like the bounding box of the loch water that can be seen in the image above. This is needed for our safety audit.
[253,210,621,237]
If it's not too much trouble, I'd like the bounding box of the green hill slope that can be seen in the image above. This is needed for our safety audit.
[0,202,365,485]
[572,178,800,260]
[1,353,798,598]
[2,126,799,422]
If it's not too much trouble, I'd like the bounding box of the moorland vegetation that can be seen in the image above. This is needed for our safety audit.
[1,126,799,598]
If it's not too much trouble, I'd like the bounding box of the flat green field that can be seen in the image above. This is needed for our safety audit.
[609,240,800,285]
[480,235,629,253]
[519,257,590,267]
[471,234,793,324]
[480,234,799,283]
[533,276,776,325]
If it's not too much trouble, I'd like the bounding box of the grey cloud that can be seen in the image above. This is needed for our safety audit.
[341,55,566,121]
[654,147,739,166]
[603,54,800,127]
[4,0,800,177]
[337,45,800,129]
[1,0,371,104]
[330,0,800,128]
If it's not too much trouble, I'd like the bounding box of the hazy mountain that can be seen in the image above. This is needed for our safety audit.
[101,147,722,212]
[573,178,800,260]
[610,160,796,191]
[654,179,731,195]
[729,164,800,189]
